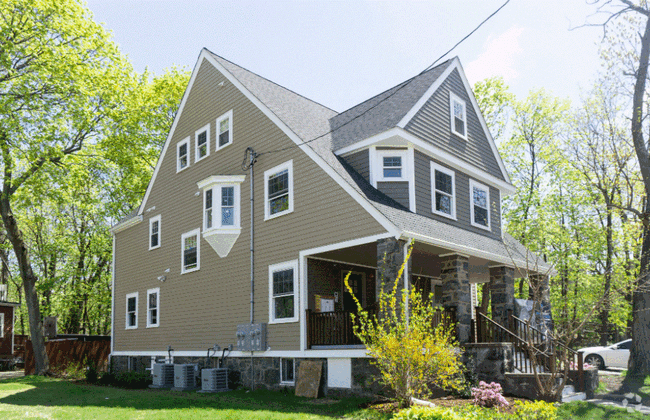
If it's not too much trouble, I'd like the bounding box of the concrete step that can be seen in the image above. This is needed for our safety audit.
[562,391,586,402]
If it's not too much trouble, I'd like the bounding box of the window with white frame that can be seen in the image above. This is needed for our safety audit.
[147,288,160,328]
[203,184,240,230]
[281,358,295,384]
[177,137,190,172]
[126,292,138,329]
[450,92,467,139]
[430,162,455,219]
[216,110,233,150]
[470,180,490,230]
[195,124,210,162]
[149,215,161,250]
[0,312,4,338]
[181,229,201,273]
[374,149,409,182]
[269,260,298,323]
[264,160,293,220]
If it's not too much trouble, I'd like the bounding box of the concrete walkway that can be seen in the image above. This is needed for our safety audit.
[0,370,24,381]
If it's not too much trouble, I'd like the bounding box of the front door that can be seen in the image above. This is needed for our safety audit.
[342,271,365,311]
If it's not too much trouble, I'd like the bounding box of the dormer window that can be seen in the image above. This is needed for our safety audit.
[197,175,246,257]
[195,123,210,162]
[216,110,233,150]
[383,156,402,178]
[177,137,190,172]
[374,149,409,182]
[450,92,467,139]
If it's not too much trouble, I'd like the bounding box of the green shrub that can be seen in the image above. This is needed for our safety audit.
[512,400,557,420]
[114,371,152,389]
[98,371,115,386]
[85,363,99,384]
[394,400,558,420]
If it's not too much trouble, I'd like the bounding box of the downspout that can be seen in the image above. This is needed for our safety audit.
[247,148,257,325]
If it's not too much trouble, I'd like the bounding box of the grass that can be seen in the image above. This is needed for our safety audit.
[0,376,389,420]
[558,401,649,419]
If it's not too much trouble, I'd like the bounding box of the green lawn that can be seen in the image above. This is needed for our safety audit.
[0,376,387,420]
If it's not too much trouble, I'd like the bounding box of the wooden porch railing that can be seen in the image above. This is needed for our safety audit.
[472,308,584,391]
[306,307,457,349]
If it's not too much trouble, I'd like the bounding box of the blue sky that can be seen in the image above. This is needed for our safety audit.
[87,0,606,112]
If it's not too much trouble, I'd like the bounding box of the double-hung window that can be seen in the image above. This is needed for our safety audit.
[181,229,201,274]
[126,292,138,329]
[470,180,490,230]
[147,288,159,328]
[216,110,233,150]
[195,124,210,162]
[430,162,455,219]
[149,215,161,250]
[264,160,293,220]
[269,261,298,323]
[177,137,190,172]
[202,184,240,231]
[450,92,467,139]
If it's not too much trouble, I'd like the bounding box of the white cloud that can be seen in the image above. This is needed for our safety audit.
[465,26,524,84]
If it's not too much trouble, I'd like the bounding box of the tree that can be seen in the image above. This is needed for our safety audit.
[591,0,650,378]
[0,0,128,374]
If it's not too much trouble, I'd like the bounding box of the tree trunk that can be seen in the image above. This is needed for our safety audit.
[599,205,613,346]
[0,197,49,374]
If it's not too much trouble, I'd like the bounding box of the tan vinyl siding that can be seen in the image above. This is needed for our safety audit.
[114,58,386,353]
[405,69,505,181]
[414,150,501,239]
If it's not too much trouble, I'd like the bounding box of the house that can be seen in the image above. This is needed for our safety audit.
[0,285,19,369]
[110,49,552,394]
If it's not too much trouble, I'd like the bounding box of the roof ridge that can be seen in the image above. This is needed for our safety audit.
[333,59,452,120]
[204,48,338,115]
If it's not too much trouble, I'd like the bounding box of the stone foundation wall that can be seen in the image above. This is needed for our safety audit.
[463,343,514,384]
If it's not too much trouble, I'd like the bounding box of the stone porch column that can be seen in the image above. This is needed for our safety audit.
[376,237,410,299]
[529,274,553,332]
[440,253,471,344]
[488,265,515,328]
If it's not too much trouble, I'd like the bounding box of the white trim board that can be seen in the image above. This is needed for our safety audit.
[136,49,399,238]
[396,57,511,184]
[111,349,369,359]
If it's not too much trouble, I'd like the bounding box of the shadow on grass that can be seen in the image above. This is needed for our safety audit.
[558,401,648,420]
[0,376,387,419]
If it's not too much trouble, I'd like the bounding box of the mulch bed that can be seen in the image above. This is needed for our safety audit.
[364,395,532,415]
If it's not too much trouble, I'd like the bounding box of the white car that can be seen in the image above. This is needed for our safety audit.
[579,339,631,369]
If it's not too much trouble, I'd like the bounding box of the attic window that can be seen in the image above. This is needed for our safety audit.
[216,110,233,150]
[450,93,467,139]
[195,124,210,162]
[177,137,190,172]
[149,215,161,250]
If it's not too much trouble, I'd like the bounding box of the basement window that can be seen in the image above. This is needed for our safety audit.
[281,358,295,384]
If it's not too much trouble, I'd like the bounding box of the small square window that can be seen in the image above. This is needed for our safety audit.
[177,138,190,172]
[374,149,409,182]
[216,110,233,150]
[149,215,161,250]
[264,161,293,220]
[281,358,295,384]
[181,229,201,274]
[470,180,490,230]
[450,93,467,139]
[383,156,402,178]
[126,292,138,330]
[195,124,210,162]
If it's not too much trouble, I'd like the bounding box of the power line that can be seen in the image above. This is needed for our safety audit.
[256,0,511,157]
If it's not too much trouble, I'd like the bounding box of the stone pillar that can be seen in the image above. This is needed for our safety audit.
[376,237,409,298]
[489,266,515,328]
[529,274,553,332]
[440,254,471,344]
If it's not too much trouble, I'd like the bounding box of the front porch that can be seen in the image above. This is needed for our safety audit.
[302,237,551,349]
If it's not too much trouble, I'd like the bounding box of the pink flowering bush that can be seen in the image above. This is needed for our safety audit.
[568,361,594,370]
[471,381,509,408]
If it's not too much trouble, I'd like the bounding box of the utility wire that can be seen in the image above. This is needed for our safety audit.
[256,0,511,157]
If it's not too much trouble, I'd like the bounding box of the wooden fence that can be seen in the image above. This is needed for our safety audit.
[24,337,110,375]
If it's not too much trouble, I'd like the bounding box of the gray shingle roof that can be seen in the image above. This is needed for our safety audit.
[184,50,552,273]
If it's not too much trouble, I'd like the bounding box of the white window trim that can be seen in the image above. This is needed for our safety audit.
[202,184,241,231]
[430,162,456,220]
[177,137,190,173]
[181,228,201,274]
[470,179,491,231]
[449,92,468,140]
[280,358,295,385]
[146,287,160,328]
[216,110,234,151]
[264,160,294,221]
[268,260,299,324]
[195,123,211,162]
[125,292,138,330]
[149,215,161,250]
[0,312,4,338]
[373,149,410,183]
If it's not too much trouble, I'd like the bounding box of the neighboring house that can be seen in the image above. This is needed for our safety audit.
[110,49,551,393]
[0,285,19,362]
